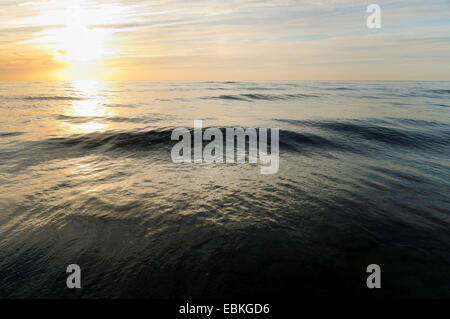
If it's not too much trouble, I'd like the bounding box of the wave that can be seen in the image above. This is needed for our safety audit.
[56,115,103,123]
[204,95,248,101]
[200,81,240,84]
[46,129,174,152]
[40,120,449,155]
[0,132,25,138]
[279,131,347,153]
[32,128,339,157]
[202,93,318,101]
[104,103,137,108]
[21,96,87,101]
[4,119,448,170]
[206,87,274,91]
[324,87,354,91]
[56,114,163,124]
[427,89,450,95]
[276,118,450,151]
[314,122,447,149]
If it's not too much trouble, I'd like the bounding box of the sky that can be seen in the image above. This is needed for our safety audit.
[0,0,449,81]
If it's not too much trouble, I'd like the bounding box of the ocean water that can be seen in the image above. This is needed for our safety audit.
[0,81,449,298]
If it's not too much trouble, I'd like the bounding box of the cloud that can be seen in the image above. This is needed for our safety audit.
[0,0,450,80]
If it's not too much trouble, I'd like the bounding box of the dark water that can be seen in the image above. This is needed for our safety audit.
[0,81,449,298]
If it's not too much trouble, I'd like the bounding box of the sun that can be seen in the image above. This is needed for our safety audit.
[55,26,110,62]
[52,4,112,63]
[25,0,126,78]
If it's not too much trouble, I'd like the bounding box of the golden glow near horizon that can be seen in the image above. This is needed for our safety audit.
[0,0,450,80]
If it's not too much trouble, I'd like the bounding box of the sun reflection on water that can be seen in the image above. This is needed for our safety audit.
[63,80,112,133]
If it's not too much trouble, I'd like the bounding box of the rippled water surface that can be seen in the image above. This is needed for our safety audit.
[0,81,449,298]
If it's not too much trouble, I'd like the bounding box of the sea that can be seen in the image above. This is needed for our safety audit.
[0,80,449,298]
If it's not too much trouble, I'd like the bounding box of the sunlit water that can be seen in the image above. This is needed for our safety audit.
[0,81,449,298]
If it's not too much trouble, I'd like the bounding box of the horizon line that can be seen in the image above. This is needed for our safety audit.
[1,79,450,82]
